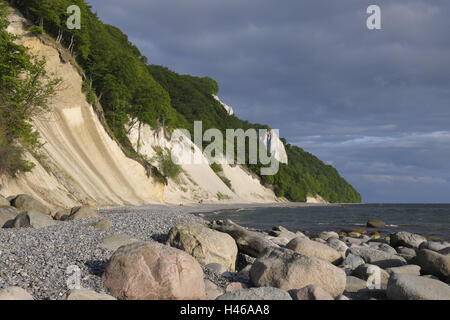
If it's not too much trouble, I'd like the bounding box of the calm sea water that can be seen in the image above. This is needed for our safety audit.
[201,204,450,241]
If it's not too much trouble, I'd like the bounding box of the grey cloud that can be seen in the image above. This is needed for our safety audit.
[87,0,450,202]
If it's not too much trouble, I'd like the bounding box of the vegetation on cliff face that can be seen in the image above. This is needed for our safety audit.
[8,0,361,203]
[0,2,60,177]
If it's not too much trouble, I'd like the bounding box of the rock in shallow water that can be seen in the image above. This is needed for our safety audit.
[250,247,346,297]
[102,241,206,300]
[367,219,386,228]
[387,274,450,300]
[217,287,292,300]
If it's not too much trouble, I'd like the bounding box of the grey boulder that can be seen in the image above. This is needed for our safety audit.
[387,274,450,300]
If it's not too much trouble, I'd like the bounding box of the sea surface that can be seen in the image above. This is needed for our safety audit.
[200,204,450,241]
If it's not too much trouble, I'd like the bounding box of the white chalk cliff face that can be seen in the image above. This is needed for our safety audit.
[260,130,288,165]
[1,9,164,209]
[213,95,234,115]
[126,122,282,204]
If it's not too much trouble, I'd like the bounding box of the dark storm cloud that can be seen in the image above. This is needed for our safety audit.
[87,0,450,202]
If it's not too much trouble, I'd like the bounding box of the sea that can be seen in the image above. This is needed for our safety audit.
[200,204,450,241]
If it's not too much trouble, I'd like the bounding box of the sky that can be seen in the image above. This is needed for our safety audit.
[87,0,450,203]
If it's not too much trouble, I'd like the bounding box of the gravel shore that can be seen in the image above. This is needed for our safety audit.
[0,204,206,300]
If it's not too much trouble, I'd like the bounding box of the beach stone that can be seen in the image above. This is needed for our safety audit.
[226,282,248,292]
[250,247,346,297]
[82,219,112,231]
[318,231,339,241]
[311,237,327,244]
[342,253,365,270]
[0,206,20,228]
[217,287,292,300]
[64,288,116,300]
[53,209,71,221]
[377,243,397,255]
[415,249,450,280]
[103,241,206,300]
[327,238,349,254]
[370,232,381,239]
[348,246,407,268]
[167,222,238,271]
[419,241,449,252]
[0,195,10,206]
[367,238,389,244]
[387,274,450,300]
[386,265,421,276]
[427,236,444,242]
[289,285,334,300]
[11,211,57,229]
[396,246,417,262]
[342,237,363,245]
[348,232,361,238]
[10,194,51,215]
[66,206,99,221]
[268,226,305,241]
[100,234,140,251]
[390,232,426,249]
[0,286,34,300]
[336,294,350,300]
[351,264,390,285]
[286,236,342,264]
[367,219,386,228]
[438,247,450,256]
[204,279,224,300]
[345,276,369,293]
[266,235,290,246]
[236,253,255,271]
[204,263,228,276]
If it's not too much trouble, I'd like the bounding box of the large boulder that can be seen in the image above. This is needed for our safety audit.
[367,219,386,228]
[167,222,238,271]
[342,253,365,270]
[289,285,334,300]
[250,247,346,297]
[102,242,206,300]
[419,241,450,252]
[415,249,450,280]
[0,206,20,228]
[387,274,450,300]
[286,236,342,264]
[66,206,99,221]
[386,265,421,276]
[327,238,349,254]
[348,246,407,268]
[390,232,426,249]
[216,287,292,300]
[64,288,116,300]
[345,276,369,293]
[11,211,57,229]
[0,287,33,300]
[10,194,51,215]
[317,231,339,241]
[0,195,10,206]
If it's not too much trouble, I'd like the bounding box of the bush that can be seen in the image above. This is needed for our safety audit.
[28,26,44,34]
[0,131,35,177]
[152,151,181,180]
